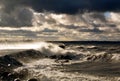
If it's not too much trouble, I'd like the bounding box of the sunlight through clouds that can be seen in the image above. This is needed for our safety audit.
[0,0,120,41]
[0,10,120,41]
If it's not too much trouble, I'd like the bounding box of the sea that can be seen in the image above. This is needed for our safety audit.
[0,41,120,81]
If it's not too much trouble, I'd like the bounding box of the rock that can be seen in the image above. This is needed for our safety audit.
[0,72,10,79]
[18,68,29,79]
[59,44,65,49]
[28,78,38,81]
[0,55,23,68]
[11,49,45,60]
[50,53,76,60]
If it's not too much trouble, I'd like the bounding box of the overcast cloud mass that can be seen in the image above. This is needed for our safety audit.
[0,0,120,41]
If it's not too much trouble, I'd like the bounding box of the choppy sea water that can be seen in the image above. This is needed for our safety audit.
[0,41,120,81]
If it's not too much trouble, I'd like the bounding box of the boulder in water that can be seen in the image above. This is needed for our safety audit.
[59,44,66,49]
[11,49,45,60]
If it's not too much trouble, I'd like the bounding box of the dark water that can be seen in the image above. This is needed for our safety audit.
[0,41,120,81]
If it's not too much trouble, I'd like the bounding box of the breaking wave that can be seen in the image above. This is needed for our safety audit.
[0,42,120,63]
[0,42,120,81]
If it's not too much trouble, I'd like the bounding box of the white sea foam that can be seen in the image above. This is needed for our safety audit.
[0,42,120,81]
[0,42,120,63]
[14,58,120,81]
[0,42,67,56]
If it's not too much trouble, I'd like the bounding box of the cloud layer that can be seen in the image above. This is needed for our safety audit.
[0,10,120,41]
[0,0,120,41]
[0,0,120,27]
[1,0,120,14]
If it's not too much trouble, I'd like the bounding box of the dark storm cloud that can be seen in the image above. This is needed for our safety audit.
[0,7,34,27]
[0,0,120,29]
[1,0,120,14]
[30,0,120,13]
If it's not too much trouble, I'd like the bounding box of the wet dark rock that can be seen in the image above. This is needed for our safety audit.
[0,72,20,81]
[10,49,45,60]
[77,46,84,49]
[0,49,44,81]
[87,56,93,60]
[17,68,29,79]
[50,53,76,60]
[0,70,29,81]
[28,78,38,81]
[0,55,23,68]
[59,44,66,49]
[0,72,10,80]
[87,54,112,62]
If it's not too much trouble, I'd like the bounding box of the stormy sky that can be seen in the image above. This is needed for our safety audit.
[1,0,120,13]
[0,0,120,41]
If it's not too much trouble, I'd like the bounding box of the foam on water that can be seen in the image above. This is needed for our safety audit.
[0,42,47,50]
[13,58,120,81]
[0,42,120,81]
[0,42,120,62]
[12,57,120,81]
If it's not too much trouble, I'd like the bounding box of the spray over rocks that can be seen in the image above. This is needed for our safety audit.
[0,42,120,81]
